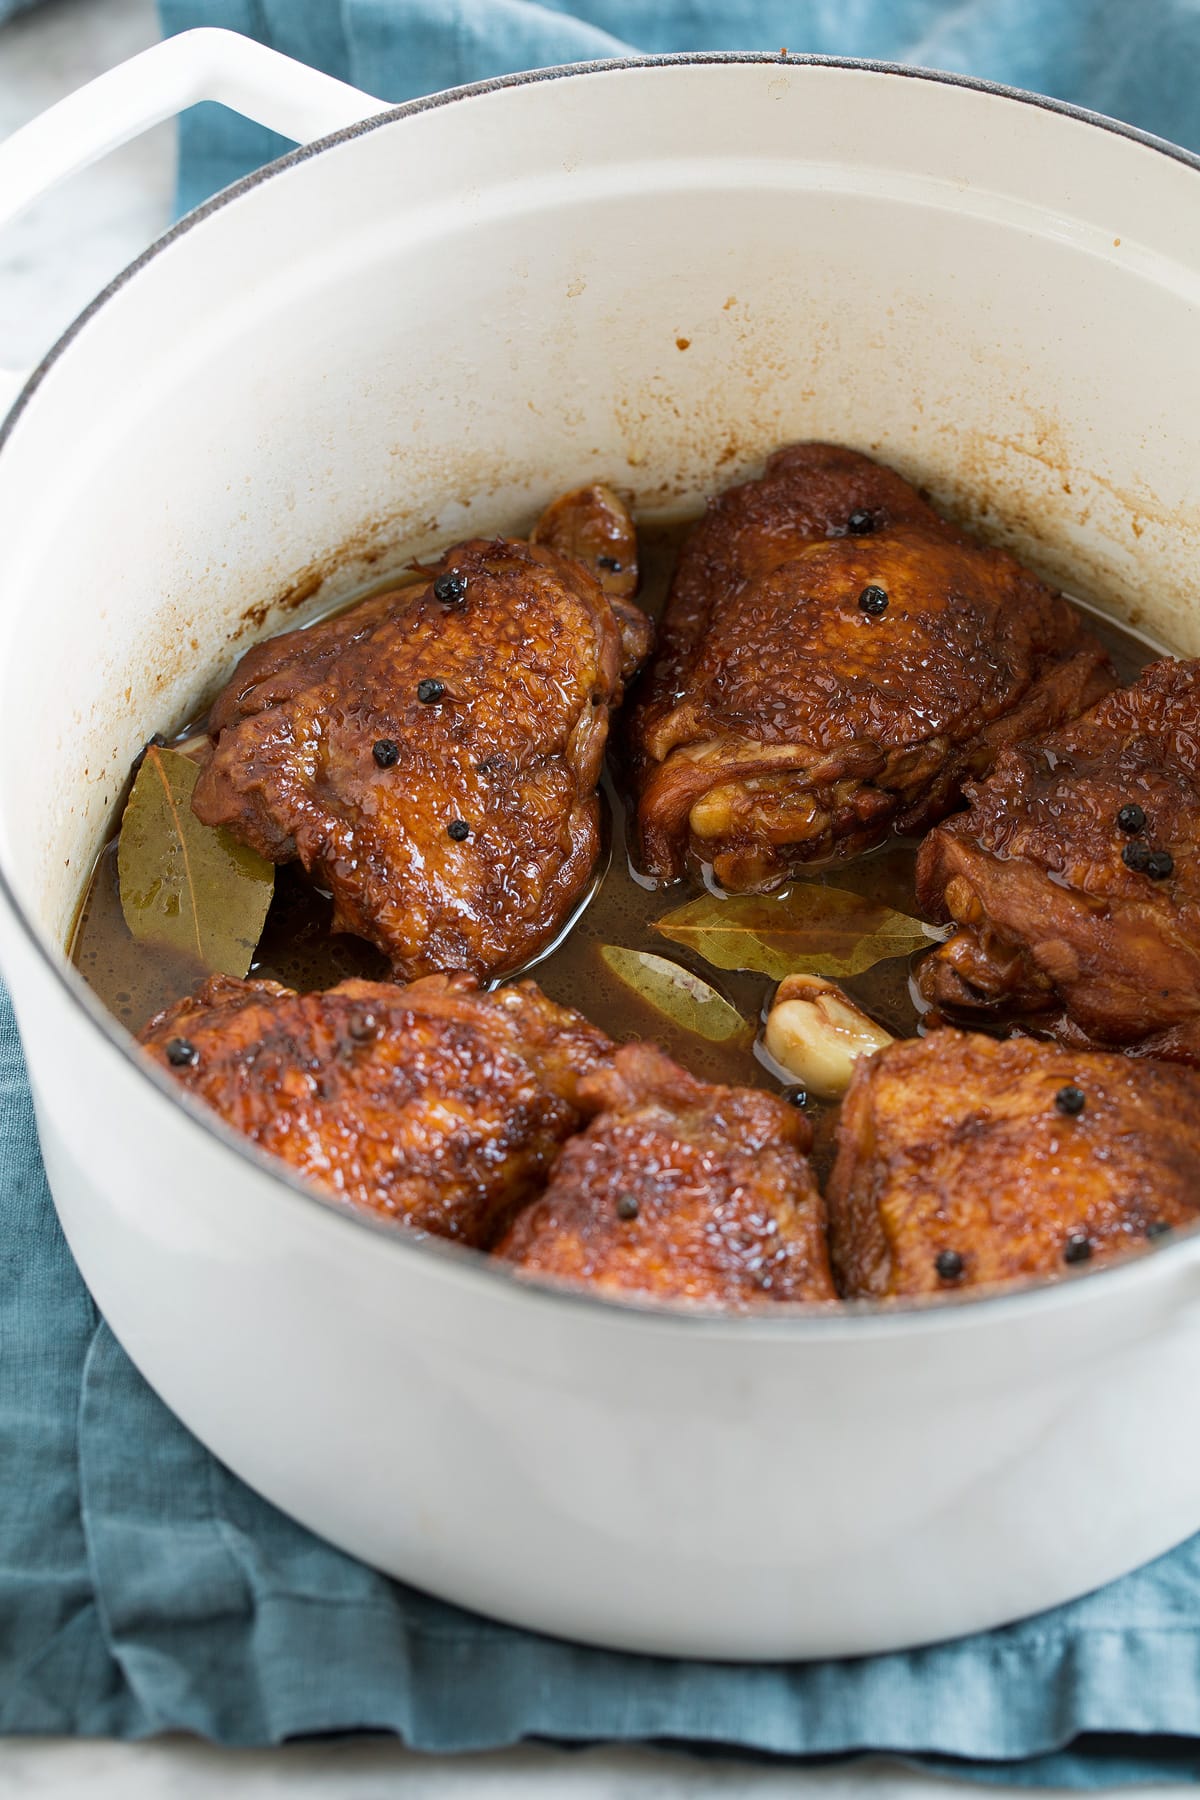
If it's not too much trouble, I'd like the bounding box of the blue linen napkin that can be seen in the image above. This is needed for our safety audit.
[7,0,1200,1781]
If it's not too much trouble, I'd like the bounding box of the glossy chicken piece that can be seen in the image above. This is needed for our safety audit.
[139,971,614,1244]
[628,443,1113,890]
[531,480,639,602]
[827,1029,1200,1300]
[916,657,1200,1060]
[497,1043,835,1308]
[192,487,652,982]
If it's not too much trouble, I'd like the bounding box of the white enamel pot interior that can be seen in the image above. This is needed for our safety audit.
[2,40,1200,1660]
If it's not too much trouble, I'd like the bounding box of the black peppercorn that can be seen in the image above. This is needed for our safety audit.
[1122,841,1151,872]
[1055,1085,1086,1117]
[433,570,468,606]
[372,738,400,768]
[1116,803,1146,834]
[597,554,622,571]
[1146,1220,1173,1240]
[858,584,889,615]
[447,818,470,841]
[780,1084,807,1108]
[616,1193,640,1221]
[166,1037,198,1069]
[935,1249,964,1282]
[846,508,876,534]
[1063,1234,1093,1265]
[417,678,445,705]
[1147,849,1175,880]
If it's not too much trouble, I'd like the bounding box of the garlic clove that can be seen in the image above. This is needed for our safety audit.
[764,974,894,1100]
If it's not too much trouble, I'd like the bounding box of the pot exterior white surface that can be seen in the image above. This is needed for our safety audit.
[3,53,1200,1657]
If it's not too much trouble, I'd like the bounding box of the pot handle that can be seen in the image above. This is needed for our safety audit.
[0,26,389,418]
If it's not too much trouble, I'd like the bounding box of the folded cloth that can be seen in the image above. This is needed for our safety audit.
[6,0,1200,1781]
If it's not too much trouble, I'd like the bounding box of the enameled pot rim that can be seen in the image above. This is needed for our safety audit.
[3,50,1199,1338]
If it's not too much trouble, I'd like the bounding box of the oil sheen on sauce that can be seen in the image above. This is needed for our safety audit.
[69,516,1161,1164]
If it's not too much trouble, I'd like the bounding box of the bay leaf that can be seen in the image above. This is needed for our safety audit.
[118,745,275,977]
[599,945,746,1044]
[654,884,940,982]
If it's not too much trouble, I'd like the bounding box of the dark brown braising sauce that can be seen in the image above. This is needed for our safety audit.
[69,517,1162,1170]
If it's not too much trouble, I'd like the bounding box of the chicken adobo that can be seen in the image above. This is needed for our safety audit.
[191,486,652,984]
[627,443,1114,890]
[498,1043,835,1307]
[73,442,1200,1312]
[139,971,612,1244]
[827,1029,1200,1299]
[916,657,1200,1061]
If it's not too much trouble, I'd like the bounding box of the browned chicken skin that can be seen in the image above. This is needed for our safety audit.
[627,443,1114,890]
[916,657,1200,1061]
[531,480,639,603]
[192,488,652,983]
[139,972,613,1245]
[133,456,1196,1311]
[497,1042,835,1307]
[827,1029,1200,1300]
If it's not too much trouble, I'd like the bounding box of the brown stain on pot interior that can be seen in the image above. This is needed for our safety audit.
[230,515,409,644]
[927,400,1200,646]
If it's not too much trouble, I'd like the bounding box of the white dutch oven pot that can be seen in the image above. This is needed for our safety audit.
[1,29,1199,1661]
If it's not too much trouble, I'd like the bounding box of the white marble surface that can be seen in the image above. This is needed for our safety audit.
[0,0,172,371]
[0,4,1176,1794]
[0,1740,1181,1800]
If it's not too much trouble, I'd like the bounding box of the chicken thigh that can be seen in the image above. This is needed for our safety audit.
[916,658,1200,1060]
[497,1042,835,1308]
[192,487,652,982]
[139,971,613,1244]
[828,1029,1200,1299]
[627,443,1113,890]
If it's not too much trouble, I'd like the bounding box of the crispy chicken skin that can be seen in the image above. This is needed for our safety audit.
[627,443,1114,890]
[139,971,614,1244]
[192,488,652,983]
[827,1029,1200,1299]
[497,1042,835,1308]
[916,658,1200,1061]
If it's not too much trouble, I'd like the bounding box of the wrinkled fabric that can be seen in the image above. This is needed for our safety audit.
[6,0,1200,1780]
